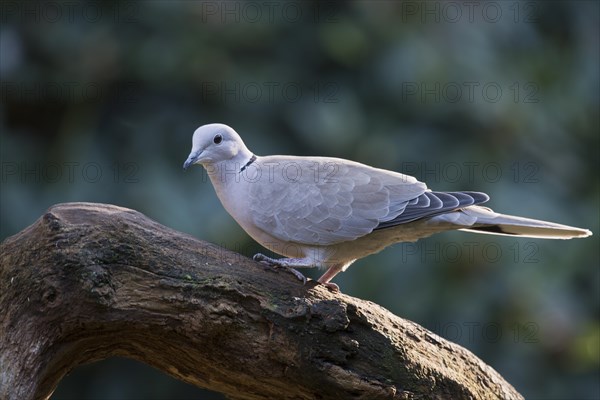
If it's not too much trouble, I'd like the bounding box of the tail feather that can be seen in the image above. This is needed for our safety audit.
[437,206,592,239]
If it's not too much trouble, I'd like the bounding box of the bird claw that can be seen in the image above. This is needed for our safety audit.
[253,253,271,264]
[287,268,308,285]
[253,253,308,284]
[320,281,340,293]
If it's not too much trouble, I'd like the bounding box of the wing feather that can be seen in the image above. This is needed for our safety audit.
[374,191,489,229]
[248,156,427,245]
[247,156,490,245]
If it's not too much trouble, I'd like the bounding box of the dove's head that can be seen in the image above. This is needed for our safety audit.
[183,123,250,169]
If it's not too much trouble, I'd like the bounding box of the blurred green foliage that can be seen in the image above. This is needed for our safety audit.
[1,1,598,399]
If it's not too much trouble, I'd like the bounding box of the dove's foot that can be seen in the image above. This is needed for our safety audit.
[319,281,340,292]
[316,264,346,293]
[253,253,313,284]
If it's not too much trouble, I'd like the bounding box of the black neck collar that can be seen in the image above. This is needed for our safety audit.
[240,154,256,173]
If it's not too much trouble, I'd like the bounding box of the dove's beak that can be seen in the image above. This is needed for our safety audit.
[183,150,202,170]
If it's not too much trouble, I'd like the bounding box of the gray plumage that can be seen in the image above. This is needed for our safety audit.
[184,123,592,290]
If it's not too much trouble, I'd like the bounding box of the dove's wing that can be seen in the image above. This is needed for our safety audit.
[247,156,430,245]
[374,190,490,229]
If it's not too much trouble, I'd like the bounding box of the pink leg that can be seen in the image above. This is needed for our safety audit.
[317,264,345,292]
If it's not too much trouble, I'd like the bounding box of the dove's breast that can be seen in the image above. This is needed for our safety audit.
[207,166,295,254]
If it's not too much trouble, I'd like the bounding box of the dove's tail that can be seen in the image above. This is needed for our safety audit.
[453,206,592,239]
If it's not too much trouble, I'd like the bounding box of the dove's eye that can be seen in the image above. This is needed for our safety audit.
[213,134,223,144]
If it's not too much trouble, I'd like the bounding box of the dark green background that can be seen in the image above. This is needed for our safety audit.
[1,1,598,399]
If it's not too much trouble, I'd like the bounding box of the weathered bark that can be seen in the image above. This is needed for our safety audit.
[0,202,523,400]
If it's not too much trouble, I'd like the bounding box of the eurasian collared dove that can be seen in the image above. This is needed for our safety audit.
[184,123,592,291]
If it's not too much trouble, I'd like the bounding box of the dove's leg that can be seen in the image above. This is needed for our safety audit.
[316,265,345,292]
[253,253,316,284]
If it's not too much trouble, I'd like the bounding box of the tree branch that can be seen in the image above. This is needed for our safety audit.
[0,202,523,400]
